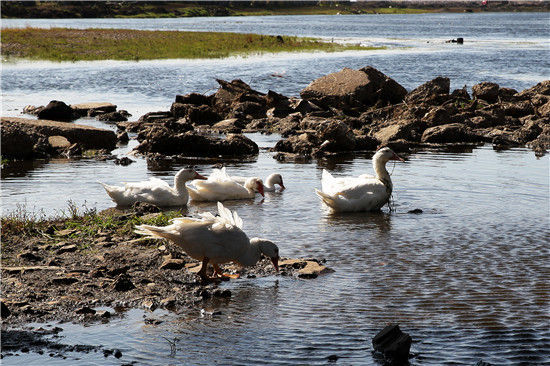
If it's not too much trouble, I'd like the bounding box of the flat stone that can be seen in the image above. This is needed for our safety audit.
[48,135,71,148]
[160,258,185,270]
[56,244,78,254]
[3,266,63,274]
[70,102,117,116]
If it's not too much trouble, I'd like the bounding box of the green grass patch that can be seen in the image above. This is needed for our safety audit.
[1,27,383,62]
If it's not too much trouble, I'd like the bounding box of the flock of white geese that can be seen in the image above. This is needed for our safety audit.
[100,147,403,281]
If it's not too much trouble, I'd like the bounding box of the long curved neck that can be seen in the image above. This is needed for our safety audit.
[238,240,261,267]
[264,177,275,189]
[373,157,392,191]
[173,173,188,195]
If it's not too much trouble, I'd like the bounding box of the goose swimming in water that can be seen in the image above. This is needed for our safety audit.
[315,147,404,212]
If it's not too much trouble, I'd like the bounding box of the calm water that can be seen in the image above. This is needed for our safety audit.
[2,13,550,365]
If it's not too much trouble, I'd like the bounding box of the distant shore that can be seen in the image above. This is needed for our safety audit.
[2,1,548,19]
[1,28,379,62]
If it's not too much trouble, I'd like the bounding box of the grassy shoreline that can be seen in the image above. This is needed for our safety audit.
[2,1,548,19]
[1,27,381,62]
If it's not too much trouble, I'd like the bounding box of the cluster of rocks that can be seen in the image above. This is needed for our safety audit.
[23,101,130,123]
[122,67,549,160]
[3,67,548,161]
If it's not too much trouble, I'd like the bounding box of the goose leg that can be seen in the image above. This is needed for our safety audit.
[213,264,240,279]
[198,257,210,282]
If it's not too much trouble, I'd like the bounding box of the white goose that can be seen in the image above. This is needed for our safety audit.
[100,168,206,207]
[135,202,279,281]
[188,167,264,202]
[315,147,404,212]
[231,173,285,192]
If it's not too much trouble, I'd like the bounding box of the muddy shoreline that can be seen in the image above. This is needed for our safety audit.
[0,204,329,328]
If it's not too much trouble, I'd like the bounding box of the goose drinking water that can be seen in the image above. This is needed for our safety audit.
[135,202,279,281]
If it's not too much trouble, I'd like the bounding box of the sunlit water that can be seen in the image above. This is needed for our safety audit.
[1,13,550,365]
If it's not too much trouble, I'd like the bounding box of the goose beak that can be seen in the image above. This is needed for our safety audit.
[257,182,265,197]
[271,256,279,272]
[279,180,286,191]
[194,172,208,180]
[391,152,405,162]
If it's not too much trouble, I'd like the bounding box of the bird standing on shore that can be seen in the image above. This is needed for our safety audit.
[135,202,279,281]
[315,147,404,212]
[100,168,206,207]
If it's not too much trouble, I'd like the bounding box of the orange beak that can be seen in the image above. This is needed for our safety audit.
[257,182,265,197]
[271,256,279,272]
[391,153,405,162]
[194,172,207,180]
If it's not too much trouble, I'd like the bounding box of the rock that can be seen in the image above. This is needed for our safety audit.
[17,251,43,262]
[117,131,129,143]
[316,120,356,151]
[175,92,211,106]
[132,202,161,214]
[230,101,266,119]
[71,102,117,117]
[56,244,77,254]
[451,86,470,100]
[113,157,134,166]
[421,123,481,143]
[213,289,232,298]
[160,258,185,270]
[96,111,128,122]
[475,360,494,366]
[37,100,78,121]
[48,135,71,149]
[472,82,500,103]
[1,301,11,319]
[301,67,406,110]
[172,103,222,125]
[538,100,550,117]
[96,310,111,318]
[135,129,258,157]
[372,324,412,365]
[374,124,415,144]
[51,277,79,285]
[212,118,245,132]
[408,208,423,214]
[498,87,518,102]
[274,133,318,156]
[515,80,550,99]
[112,274,135,292]
[75,306,96,315]
[141,299,158,311]
[1,117,117,159]
[114,349,122,359]
[279,259,331,278]
[327,355,339,362]
[137,111,175,124]
[405,76,450,105]
[23,105,44,115]
[160,296,176,308]
[355,135,380,150]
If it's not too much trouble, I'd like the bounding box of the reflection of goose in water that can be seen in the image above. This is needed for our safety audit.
[100,168,206,207]
[188,168,265,202]
[135,202,279,281]
[321,211,393,233]
[231,173,285,192]
[315,147,404,212]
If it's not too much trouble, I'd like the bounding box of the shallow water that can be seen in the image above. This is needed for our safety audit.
[2,13,550,365]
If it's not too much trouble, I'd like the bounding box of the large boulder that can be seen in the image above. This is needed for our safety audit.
[134,127,258,157]
[1,117,117,159]
[37,100,79,121]
[300,67,406,110]
[421,123,481,143]
[472,82,500,104]
[405,76,450,105]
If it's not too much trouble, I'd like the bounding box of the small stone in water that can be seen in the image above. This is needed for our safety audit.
[408,208,423,214]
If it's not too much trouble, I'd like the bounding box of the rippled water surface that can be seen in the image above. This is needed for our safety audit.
[2,13,550,365]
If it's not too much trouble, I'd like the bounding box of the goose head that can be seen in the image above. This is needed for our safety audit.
[176,168,208,182]
[251,238,279,272]
[244,177,265,197]
[266,173,285,190]
[374,147,404,163]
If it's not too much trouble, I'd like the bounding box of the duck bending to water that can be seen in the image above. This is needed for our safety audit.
[100,168,206,207]
[135,202,279,281]
[231,173,285,192]
[315,147,404,212]
[188,167,264,202]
